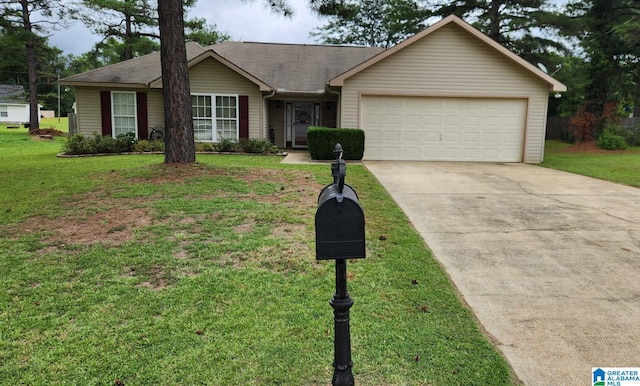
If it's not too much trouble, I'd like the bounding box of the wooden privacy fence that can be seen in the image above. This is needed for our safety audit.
[546,116,640,142]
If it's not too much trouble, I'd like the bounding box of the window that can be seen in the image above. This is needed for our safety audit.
[0,106,7,118]
[192,95,213,141]
[191,94,238,142]
[111,91,136,137]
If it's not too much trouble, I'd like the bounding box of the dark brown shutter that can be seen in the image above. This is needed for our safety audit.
[100,91,112,136]
[136,92,148,140]
[239,95,249,139]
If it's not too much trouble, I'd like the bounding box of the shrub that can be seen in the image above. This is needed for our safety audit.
[597,126,629,150]
[214,138,239,152]
[195,142,215,152]
[135,140,164,152]
[94,135,117,153]
[307,126,365,160]
[114,132,137,153]
[239,138,278,154]
[63,135,97,155]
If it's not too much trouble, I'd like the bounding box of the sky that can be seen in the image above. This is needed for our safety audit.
[48,0,325,56]
[48,0,569,57]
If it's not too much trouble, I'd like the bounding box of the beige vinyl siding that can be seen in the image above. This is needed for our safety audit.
[146,90,165,130]
[189,58,263,139]
[340,23,550,163]
[75,88,101,136]
[74,87,164,137]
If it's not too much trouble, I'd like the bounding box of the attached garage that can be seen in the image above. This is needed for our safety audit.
[362,96,527,162]
[329,15,567,164]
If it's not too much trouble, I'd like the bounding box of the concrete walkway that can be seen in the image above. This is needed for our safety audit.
[363,162,640,385]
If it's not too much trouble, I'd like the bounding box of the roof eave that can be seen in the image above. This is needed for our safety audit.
[60,81,150,89]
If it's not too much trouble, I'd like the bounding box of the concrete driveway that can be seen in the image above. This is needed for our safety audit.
[364,162,640,385]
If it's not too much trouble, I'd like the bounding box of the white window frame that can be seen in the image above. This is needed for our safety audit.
[0,105,7,118]
[111,91,137,138]
[191,93,239,142]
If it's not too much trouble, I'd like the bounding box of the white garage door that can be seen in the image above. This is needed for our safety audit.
[362,96,527,162]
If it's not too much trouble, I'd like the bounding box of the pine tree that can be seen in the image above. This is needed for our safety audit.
[311,0,430,48]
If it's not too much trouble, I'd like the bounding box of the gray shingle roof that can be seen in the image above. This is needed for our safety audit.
[61,43,207,86]
[0,84,27,104]
[61,42,384,93]
[209,42,384,93]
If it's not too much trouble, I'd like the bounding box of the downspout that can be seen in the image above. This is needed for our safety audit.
[262,89,276,141]
[325,84,341,127]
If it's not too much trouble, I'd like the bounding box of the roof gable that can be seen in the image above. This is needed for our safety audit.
[329,15,567,92]
[148,49,273,91]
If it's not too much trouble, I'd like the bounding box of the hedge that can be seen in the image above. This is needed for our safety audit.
[307,126,365,160]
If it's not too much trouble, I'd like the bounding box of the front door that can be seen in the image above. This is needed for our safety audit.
[286,102,318,148]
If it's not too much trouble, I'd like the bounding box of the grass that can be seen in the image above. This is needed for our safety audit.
[542,140,640,187]
[0,128,515,385]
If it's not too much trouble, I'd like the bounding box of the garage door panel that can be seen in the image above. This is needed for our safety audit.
[404,147,421,159]
[463,132,480,143]
[385,130,401,141]
[364,113,381,125]
[423,147,440,159]
[362,96,525,162]
[406,115,421,126]
[384,147,401,158]
[405,130,420,142]
[443,131,460,142]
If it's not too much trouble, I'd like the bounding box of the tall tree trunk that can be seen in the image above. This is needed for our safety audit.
[124,14,133,60]
[158,0,195,163]
[635,70,640,117]
[21,0,40,133]
[487,0,501,42]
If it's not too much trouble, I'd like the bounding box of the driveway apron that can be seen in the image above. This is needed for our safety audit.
[364,161,640,386]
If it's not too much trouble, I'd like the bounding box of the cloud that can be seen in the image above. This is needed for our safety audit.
[49,0,325,56]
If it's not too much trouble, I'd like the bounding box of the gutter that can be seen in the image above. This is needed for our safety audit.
[275,88,325,95]
[262,89,277,141]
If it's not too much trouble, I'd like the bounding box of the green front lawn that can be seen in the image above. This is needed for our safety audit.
[542,140,640,187]
[0,130,514,385]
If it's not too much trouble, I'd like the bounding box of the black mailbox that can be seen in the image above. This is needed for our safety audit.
[315,145,365,260]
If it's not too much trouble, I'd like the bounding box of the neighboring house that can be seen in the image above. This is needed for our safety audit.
[0,84,40,125]
[60,15,566,163]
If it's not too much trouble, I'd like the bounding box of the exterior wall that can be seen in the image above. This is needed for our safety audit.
[74,88,101,136]
[0,103,30,123]
[74,87,163,137]
[74,57,263,140]
[189,58,263,139]
[340,23,550,163]
[268,101,286,147]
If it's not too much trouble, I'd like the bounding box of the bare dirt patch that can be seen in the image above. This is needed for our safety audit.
[12,164,322,269]
[24,207,153,251]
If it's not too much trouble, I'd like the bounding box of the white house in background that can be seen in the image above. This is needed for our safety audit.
[0,84,40,125]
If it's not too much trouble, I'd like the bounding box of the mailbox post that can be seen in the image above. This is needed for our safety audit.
[315,144,365,386]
